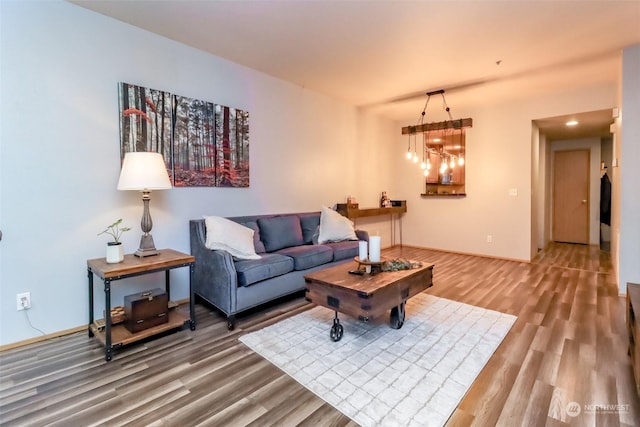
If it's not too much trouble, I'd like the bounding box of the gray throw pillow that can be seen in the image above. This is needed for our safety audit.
[240,221,266,254]
[257,215,304,252]
[299,213,321,244]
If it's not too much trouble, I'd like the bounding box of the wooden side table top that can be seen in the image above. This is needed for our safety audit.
[87,248,195,279]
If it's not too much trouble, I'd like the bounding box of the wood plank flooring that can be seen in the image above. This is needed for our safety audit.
[1,243,639,426]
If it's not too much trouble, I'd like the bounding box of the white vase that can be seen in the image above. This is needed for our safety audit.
[106,242,124,263]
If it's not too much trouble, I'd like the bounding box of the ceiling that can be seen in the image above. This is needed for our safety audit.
[72,0,639,140]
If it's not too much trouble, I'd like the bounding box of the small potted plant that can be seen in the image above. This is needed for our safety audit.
[98,219,131,263]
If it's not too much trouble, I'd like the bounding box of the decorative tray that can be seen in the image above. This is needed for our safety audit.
[354,256,387,265]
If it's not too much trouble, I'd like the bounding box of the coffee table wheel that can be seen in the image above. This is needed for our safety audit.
[330,315,343,342]
[390,302,406,329]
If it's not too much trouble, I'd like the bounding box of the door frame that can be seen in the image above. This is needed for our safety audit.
[547,139,601,246]
[552,149,590,244]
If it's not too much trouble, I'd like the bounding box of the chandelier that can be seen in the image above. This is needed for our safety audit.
[402,90,472,177]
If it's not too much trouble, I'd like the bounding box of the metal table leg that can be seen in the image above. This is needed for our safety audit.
[88,268,94,338]
[104,278,112,362]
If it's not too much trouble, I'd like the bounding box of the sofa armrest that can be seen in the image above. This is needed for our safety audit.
[189,220,238,316]
[355,229,369,242]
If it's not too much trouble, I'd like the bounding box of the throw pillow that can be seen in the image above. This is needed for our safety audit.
[240,221,266,254]
[318,205,358,244]
[203,216,261,260]
[257,215,304,252]
[299,213,321,244]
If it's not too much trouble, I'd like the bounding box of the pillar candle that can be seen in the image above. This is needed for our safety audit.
[358,240,368,261]
[369,236,381,262]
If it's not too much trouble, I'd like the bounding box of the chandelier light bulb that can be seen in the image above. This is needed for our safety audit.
[450,158,456,169]
[412,153,418,163]
[423,169,429,176]
[458,156,464,166]
[420,161,426,169]
[406,151,412,160]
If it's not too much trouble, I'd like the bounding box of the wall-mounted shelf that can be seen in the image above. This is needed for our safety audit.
[421,193,466,197]
[422,183,466,197]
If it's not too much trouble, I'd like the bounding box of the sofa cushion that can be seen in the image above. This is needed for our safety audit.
[299,213,321,244]
[204,215,261,260]
[258,215,304,252]
[275,245,333,271]
[325,240,360,261]
[318,205,358,244]
[240,221,266,254]
[235,253,295,287]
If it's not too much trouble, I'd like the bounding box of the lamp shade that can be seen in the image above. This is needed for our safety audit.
[117,152,172,191]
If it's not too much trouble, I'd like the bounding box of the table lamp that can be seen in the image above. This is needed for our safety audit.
[117,152,172,257]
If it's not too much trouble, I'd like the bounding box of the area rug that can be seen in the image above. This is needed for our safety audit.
[239,294,516,427]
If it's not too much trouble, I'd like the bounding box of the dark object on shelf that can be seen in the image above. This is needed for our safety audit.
[390,200,404,207]
[336,203,359,211]
[124,288,168,333]
[628,283,640,397]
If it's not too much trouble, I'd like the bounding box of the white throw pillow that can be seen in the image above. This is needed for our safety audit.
[203,216,261,260]
[318,205,358,244]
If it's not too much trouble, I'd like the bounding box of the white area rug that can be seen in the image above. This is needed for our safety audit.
[240,294,516,427]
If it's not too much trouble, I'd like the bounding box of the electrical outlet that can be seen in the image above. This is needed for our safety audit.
[16,292,31,310]
[487,235,493,243]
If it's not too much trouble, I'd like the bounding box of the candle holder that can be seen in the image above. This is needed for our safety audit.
[354,257,386,275]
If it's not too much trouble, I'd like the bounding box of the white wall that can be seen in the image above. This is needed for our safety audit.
[0,1,395,345]
[391,84,617,261]
[618,44,640,293]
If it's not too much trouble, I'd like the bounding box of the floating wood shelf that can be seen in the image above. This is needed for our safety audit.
[421,193,466,197]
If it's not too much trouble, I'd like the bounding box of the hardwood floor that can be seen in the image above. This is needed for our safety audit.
[1,243,638,426]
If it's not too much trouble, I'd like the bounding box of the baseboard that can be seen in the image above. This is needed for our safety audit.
[392,244,531,263]
[0,298,191,352]
[0,325,87,352]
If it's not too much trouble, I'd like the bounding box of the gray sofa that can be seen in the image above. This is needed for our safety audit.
[190,212,368,329]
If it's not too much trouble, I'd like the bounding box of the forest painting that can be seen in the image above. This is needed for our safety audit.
[118,82,250,187]
[214,104,249,187]
[172,96,249,187]
[118,83,172,171]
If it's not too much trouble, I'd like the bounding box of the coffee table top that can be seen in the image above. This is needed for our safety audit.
[304,260,434,296]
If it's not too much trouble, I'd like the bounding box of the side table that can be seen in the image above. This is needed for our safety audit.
[87,248,196,361]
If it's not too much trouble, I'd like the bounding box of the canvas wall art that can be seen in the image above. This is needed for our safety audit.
[118,82,250,187]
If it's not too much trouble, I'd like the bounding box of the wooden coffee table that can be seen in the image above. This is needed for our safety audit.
[304,260,434,341]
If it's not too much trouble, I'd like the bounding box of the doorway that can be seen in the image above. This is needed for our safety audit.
[552,149,590,244]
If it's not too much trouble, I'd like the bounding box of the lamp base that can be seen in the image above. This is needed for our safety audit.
[134,248,160,258]
[134,234,160,258]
